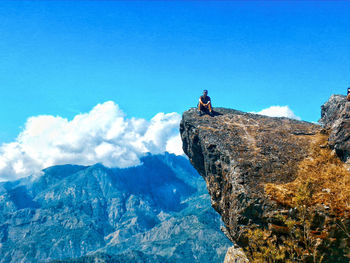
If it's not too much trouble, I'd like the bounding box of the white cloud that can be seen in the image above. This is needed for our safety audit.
[166,134,184,156]
[0,101,184,181]
[253,105,301,120]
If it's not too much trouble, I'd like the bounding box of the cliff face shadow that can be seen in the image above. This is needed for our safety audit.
[211,110,223,117]
[198,110,223,117]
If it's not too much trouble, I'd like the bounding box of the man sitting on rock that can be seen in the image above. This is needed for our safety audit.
[198,89,213,116]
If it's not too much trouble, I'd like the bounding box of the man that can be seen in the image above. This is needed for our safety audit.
[198,90,213,116]
[347,87,350,101]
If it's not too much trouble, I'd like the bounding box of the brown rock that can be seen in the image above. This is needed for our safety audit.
[180,108,322,244]
[223,246,249,263]
[320,94,350,162]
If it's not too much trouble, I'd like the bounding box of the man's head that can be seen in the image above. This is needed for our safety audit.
[348,87,350,94]
[203,90,208,97]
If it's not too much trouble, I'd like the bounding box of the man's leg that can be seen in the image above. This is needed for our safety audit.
[198,103,204,116]
[208,102,212,112]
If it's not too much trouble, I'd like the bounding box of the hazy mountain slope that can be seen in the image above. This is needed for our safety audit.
[0,153,231,262]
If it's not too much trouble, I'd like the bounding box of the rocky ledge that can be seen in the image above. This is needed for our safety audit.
[180,107,321,241]
[320,95,350,163]
[180,95,350,262]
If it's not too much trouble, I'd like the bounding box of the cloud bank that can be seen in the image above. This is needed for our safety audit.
[253,105,301,120]
[0,102,183,181]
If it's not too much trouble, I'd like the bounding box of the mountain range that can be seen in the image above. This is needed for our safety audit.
[0,153,231,262]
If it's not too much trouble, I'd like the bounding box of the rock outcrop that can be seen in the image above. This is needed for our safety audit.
[223,247,249,263]
[180,108,322,243]
[180,96,350,261]
[320,94,350,163]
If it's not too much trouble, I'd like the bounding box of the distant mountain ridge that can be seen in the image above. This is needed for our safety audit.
[0,153,231,262]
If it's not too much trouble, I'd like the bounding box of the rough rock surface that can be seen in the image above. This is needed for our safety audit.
[320,94,350,162]
[223,246,249,263]
[180,107,322,244]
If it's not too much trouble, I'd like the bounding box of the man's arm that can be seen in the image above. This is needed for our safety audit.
[199,97,211,106]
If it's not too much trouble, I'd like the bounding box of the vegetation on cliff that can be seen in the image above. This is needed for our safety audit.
[265,132,350,217]
[245,132,350,262]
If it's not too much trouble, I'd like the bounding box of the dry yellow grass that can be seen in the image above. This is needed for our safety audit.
[265,132,350,217]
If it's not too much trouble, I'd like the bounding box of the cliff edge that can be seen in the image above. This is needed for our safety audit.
[320,94,350,163]
[180,96,350,262]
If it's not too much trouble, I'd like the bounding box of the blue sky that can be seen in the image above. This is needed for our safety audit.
[0,0,349,144]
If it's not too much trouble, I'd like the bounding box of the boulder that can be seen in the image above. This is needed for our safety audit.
[180,108,322,244]
[320,94,350,162]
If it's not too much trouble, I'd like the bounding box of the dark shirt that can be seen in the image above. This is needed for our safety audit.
[200,95,211,104]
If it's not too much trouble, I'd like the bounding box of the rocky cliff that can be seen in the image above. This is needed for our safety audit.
[320,94,350,163]
[180,108,321,242]
[180,96,350,262]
